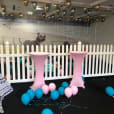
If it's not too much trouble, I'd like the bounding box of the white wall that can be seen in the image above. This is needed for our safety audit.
[90,15,114,44]
[0,19,91,45]
[1,14,114,45]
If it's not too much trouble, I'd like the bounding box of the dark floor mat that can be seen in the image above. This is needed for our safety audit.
[2,77,114,114]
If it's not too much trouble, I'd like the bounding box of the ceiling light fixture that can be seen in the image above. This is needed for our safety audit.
[32,2,37,9]
[71,8,75,13]
[1,5,6,12]
[63,10,66,15]
[53,4,57,7]
[23,0,29,6]
[36,6,43,10]
[44,4,49,12]
[42,12,46,18]
[94,4,100,9]
[18,13,24,17]
[65,0,71,7]
[1,12,6,16]
[27,11,33,15]
[56,7,60,14]
[9,13,15,17]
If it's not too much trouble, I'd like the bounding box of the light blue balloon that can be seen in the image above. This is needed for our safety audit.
[41,108,53,114]
[58,87,65,96]
[105,86,114,96]
[61,82,69,88]
[27,89,35,100]
[50,90,59,100]
[21,93,30,105]
[35,88,43,99]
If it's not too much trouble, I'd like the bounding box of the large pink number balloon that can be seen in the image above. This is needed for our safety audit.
[29,52,48,91]
[70,51,87,88]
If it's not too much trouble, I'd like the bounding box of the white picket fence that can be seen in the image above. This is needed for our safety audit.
[0,41,114,83]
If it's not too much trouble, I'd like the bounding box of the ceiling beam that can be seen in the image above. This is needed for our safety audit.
[90,0,108,6]
[30,0,65,4]
[72,1,90,8]
[90,0,114,12]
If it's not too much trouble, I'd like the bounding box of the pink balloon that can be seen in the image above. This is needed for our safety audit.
[49,83,56,92]
[71,86,78,96]
[42,85,49,95]
[65,87,72,98]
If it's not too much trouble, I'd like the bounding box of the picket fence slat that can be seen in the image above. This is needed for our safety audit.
[49,45,52,78]
[27,45,30,80]
[31,45,34,79]
[0,45,4,78]
[22,45,25,80]
[92,45,95,74]
[69,45,73,76]
[53,45,56,77]
[85,45,88,75]
[44,45,48,79]
[65,45,68,77]
[61,45,64,76]
[58,45,60,77]
[12,45,15,81]
[109,45,113,73]
[5,43,10,81]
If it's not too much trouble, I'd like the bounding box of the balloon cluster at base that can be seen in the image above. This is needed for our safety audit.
[21,82,56,105]
[21,81,80,106]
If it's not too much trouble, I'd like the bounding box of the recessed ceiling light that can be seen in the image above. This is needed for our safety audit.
[27,11,33,15]
[1,12,6,15]
[18,13,24,17]
[44,4,49,12]
[53,4,57,7]
[36,6,43,10]
[32,2,37,6]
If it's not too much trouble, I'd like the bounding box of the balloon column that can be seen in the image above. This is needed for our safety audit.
[21,82,57,105]
[21,81,80,106]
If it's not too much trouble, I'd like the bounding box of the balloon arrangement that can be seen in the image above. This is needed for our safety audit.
[21,82,56,105]
[21,76,85,105]
[21,77,85,113]
[105,86,114,98]
[21,79,85,105]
